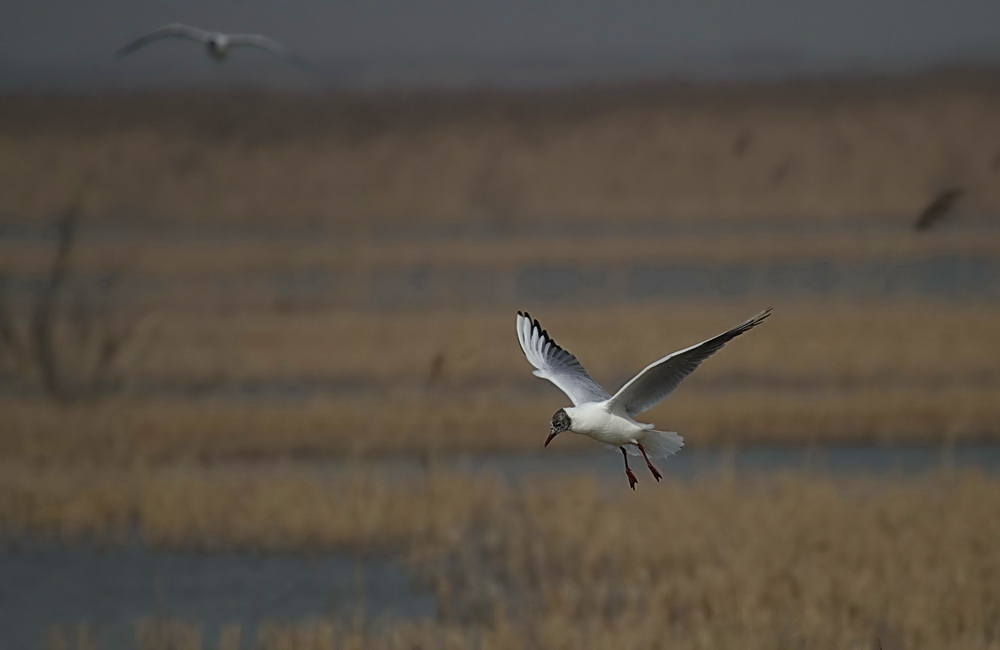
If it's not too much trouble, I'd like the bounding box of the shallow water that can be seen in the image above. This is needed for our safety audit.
[4,254,999,310]
[0,542,434,650]
[204,442,1000,483]
[4,216,996,244]
[451,442,1000,480]
[212,254,1000,306]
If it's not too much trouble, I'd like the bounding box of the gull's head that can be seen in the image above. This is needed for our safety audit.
[545,408,572,447]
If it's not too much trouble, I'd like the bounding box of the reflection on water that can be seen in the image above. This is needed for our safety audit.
[570,255,998,302]
[2,217,997,244]
[3,254,999,309]
[391,254,1000,306]
[0,543,434,650]
[206,443,1000,483]
[452,442,1000,480]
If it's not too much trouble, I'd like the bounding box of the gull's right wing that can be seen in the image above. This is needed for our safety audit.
[227,34,312,70]
[114,24,210,58]
[516,312,611,406]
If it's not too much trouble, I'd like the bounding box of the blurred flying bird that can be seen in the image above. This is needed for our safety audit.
[114,24,310,69]
[914,187,964,231]
[516,308,771,489]
[426,352,447,388]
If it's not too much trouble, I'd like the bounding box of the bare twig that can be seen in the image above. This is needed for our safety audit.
[0,275,28,368]
[30,203,79,400]
[1,202,142,402]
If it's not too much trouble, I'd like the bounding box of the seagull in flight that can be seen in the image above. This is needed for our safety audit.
[516,308,771,489]
[115,24,310,69]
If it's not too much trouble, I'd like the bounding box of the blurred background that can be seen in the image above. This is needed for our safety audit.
[2,1,1000,649]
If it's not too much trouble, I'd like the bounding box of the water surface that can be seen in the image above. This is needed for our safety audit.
[0,542,434,650]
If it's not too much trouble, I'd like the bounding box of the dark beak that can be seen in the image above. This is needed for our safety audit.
[544,431,558,447]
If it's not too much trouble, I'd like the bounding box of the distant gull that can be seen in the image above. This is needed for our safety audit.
[914,187,964,232]
[115,24,310,69]
[516,308,771,489]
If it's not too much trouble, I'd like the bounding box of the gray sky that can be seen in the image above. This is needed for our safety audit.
[3,0,1000,91]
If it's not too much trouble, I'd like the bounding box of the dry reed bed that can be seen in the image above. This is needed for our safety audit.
[38,618,963,650]
[6,466,1000,649]
[2,303,998,464]
[3,78,1000,227]
[2,385,996,465]
[130,303,1000,385]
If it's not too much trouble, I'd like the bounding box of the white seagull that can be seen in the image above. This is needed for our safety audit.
[516,308,772,489]
[114,24,310,69]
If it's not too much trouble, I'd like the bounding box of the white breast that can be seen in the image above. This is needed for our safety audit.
[565,402,649,446]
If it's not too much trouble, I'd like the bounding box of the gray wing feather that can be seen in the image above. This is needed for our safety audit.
[516,312,611,406]
[115,24,210,58]
[607,308,772,416]
[227,34,311,69]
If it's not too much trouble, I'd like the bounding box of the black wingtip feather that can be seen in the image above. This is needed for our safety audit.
[535,321,553,345]
[517,311,568,356]
[736,307,772,334]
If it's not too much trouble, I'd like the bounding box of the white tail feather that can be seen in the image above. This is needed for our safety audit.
[604,430,685,458]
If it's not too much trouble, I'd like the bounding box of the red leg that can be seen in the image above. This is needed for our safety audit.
[620,446,638,490]
[637,443,663,482]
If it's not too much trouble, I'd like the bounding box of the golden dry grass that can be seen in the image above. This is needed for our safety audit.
[7,466,1000,649]
[2,302,998,465]
[125,303,1000,385]
[1,386,997,466]
[3,75,1000,227]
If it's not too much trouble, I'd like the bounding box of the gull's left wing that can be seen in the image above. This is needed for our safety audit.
[606,308,771,416]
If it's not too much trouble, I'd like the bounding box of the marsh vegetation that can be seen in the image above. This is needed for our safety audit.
[2,74,999,649]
